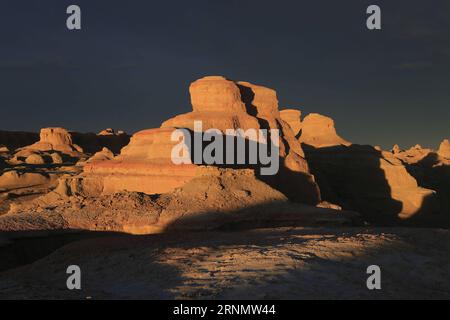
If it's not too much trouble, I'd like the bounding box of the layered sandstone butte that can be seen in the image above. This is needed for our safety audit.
[0,156,6,170]
[82,76,320,203]
[281,108,437,224]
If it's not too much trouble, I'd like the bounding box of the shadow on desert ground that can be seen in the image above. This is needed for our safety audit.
[1,226,450,299]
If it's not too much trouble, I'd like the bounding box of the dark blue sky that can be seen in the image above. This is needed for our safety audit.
[0,0,449,149]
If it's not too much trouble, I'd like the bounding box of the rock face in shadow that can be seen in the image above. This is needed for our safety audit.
[281,108,439,225]
[15,127,129,157]
[0,171,54,191]
[0,130,39,151]
[83,76,321,204]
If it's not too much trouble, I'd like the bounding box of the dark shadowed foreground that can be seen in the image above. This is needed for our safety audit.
[1,227,449,299]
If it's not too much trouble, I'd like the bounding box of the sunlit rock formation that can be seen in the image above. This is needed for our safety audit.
[394,144,433,165]
[280,109,302,137]
[297,112,351,148]
[23,127,84,154]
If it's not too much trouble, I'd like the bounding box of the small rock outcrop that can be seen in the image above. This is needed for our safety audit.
[281,108,437,224]
[392,144,402,154]
[89,147,114,162]
[25,154,46,165]
[0,157,5,170]
[0,145,9,154]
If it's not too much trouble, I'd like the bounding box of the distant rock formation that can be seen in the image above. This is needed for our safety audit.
[78,76,321,204]
[85,147,114,163]
[98,128,115,136]
[299,113,351,148]
[14,127,130,158]
[0,145,9,152]
[162,76,261,131]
